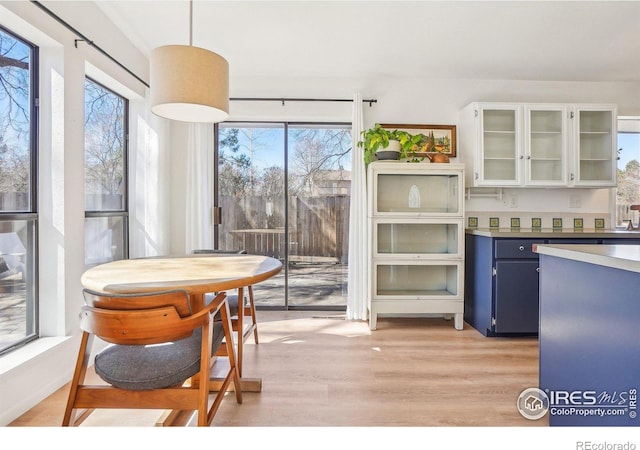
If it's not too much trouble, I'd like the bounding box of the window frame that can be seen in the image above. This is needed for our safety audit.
[0,24,39,355]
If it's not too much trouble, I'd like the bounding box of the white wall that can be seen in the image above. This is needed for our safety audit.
[0,1,170,426]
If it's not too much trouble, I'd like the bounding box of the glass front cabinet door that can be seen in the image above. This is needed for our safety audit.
[477,104,522,186]
[367,162,465,331]
[525,104,568,186]
[571,105,617,187]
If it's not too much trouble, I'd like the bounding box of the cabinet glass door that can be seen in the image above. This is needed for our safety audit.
[480,106,521,185]
[526,106,566,185]
[575,108,615,185]
[374,172,460,215]
[374,219,462,258]
[374,262,461,298]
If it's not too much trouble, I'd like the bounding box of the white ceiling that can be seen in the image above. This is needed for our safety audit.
[95,0,640,83]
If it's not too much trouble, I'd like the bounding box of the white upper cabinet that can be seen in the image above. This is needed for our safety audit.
[475,103,522,186]
[525,104,568,186]
[571,106,617,187]
[460,102,617,188]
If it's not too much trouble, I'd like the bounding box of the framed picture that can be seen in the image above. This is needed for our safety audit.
[380,124,457,157]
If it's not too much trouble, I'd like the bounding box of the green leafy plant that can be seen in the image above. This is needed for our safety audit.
[358,124,395,165]
[358,124,423,165]
[394,130,424,161]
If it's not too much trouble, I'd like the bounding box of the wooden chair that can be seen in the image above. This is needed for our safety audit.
[62,289,242,427]
[192,249,259,376]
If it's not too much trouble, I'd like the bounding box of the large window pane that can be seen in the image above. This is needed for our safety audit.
[84,216,126,269]
[0,27,33,212]
[218,124,286,307]
[287,124,351,308]
[84,78,128,268]
[0,220,37,354]
[0,26,38,355]
[84,79,126,212]
[216,122,351,310]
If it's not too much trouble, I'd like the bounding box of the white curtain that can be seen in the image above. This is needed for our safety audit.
[185,122,214,253]
[346,93,369,320]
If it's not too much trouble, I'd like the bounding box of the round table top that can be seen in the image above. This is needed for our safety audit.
[81,254,283,296]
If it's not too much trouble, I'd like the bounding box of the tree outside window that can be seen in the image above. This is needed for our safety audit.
[84,78,128,268]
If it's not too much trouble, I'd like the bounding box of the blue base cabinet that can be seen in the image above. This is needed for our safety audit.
[465,233,640,337]
[539,253,640,426]
[464,234,543,336]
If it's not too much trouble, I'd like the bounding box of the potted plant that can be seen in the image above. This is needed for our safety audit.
[358,124,402,165]
[358,125,429,165]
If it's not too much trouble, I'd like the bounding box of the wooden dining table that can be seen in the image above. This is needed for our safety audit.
[80,253,283,396]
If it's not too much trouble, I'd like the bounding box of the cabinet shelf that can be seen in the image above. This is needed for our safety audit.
[530,157,562,161]
[374,219,463,257]
[484,157,516,161]
[376,289,457,297]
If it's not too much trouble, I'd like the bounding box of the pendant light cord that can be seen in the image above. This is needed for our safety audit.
[189,0,193,46]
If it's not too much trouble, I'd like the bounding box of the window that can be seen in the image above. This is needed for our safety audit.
[84,78,128,268]
[616,118,640,228]
[0,26,39,355]
[216,122,351,309]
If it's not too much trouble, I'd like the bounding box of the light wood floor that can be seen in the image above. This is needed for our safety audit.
[9,310,546,427]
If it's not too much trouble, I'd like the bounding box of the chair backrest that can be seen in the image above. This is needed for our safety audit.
[80,289,200,346]
[83,288,192,317]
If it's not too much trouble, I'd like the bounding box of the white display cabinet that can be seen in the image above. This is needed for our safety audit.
[460,102,616,188]
[367,162,465,330]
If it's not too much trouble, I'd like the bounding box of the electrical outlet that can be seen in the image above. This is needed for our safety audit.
[508,194,518,208]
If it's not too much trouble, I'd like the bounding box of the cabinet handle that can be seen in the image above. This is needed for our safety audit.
[536,267,540,273]
[519,155,524,160]
[570,173,575,181]
[519,245,525,251]
[526,155,531,160]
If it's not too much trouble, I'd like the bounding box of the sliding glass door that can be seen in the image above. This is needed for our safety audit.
[215,122,351,309]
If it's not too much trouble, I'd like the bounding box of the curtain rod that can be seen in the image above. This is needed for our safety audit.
[230,97,377,107]
[30,1,150,88]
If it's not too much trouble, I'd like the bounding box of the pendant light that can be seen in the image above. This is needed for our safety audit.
[150,0,229,123]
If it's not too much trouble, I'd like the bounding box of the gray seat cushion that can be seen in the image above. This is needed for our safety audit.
[205,293,240,318]
[94,322,224,390]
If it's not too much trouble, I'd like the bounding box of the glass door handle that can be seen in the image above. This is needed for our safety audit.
[213,206,222,225]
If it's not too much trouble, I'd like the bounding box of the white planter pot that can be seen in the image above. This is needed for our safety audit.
[376,139,401,160]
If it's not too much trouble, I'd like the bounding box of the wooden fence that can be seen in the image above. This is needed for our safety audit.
[219,195,350,263]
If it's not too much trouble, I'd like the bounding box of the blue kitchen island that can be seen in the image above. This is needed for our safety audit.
[534,244,640,426]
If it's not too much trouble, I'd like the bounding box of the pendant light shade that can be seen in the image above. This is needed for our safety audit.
[150,44,229,123]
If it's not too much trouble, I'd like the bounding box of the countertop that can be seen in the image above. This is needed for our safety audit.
[534,243,640,274]
[465,228,640,238]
